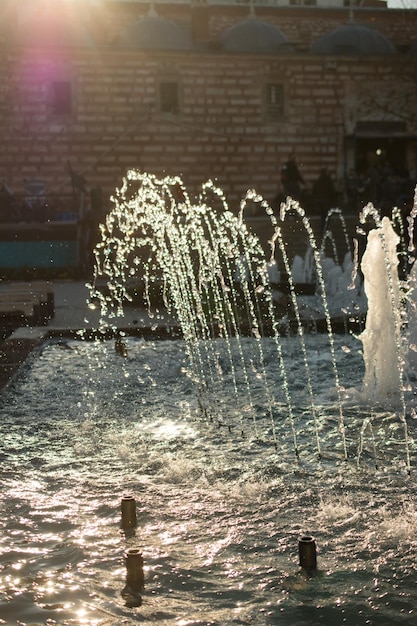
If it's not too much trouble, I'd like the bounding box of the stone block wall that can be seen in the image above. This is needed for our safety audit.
[0,2,415,214]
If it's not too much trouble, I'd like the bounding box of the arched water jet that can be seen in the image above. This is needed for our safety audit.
[239,189,298,455]
[392,205,409,280]
[320,229,340,267]
[321,207,353,265]
[406,261,417,372]
[407,185,417,257]
[89,171,416,468]
[278,197,348,461]
[90,173,294,443]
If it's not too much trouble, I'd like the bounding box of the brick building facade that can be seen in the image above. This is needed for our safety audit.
[0,0,416,216]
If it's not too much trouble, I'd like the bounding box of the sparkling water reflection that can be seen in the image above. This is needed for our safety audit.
[0,336,416,624]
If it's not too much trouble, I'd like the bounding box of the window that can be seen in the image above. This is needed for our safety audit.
[50,81,72,116]
[290,0,317,5]
[159,81,179,114]
[265,83,284,120]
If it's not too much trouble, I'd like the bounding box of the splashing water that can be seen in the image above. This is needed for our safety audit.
[359,211,404,401]
[89,171,417,470]
[1,335,417,625]
[2,172,417,625]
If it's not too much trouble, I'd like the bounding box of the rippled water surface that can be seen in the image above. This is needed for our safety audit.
[0,335,416,625]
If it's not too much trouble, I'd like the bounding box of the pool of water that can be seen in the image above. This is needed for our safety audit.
[0,335,416,625]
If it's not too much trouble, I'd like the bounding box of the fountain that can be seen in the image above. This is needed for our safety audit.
[0,171,416,624]
[89,171,415,464]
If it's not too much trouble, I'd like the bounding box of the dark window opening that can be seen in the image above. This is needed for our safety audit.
[355,136,408,177]
[290,0,317,5]
[51,81,72,116]
[160,81,179,114]
[265,83,284,119]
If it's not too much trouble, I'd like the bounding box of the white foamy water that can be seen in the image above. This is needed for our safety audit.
[0,335,416,625]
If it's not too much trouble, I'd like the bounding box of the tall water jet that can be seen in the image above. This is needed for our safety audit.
[406,186,417,374]
[359,213,403,402]
[407,261,417,373]
[356,203,417,473]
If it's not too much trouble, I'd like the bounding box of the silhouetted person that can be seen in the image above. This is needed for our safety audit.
[345,168,358,210]
[80,186,105,276]
[312,168,337,225]
[0,181,19,222]
[281,153,305,201]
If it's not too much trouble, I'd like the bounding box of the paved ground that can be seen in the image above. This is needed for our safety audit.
[0,280,176,390]
[12,280,174,339]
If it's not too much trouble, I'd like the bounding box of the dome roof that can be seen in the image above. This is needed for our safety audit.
[120,16,193,51]
[311,23,397,56]
[220,17,292,54]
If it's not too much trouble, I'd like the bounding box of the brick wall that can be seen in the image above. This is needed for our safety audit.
[0,2,415,213]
